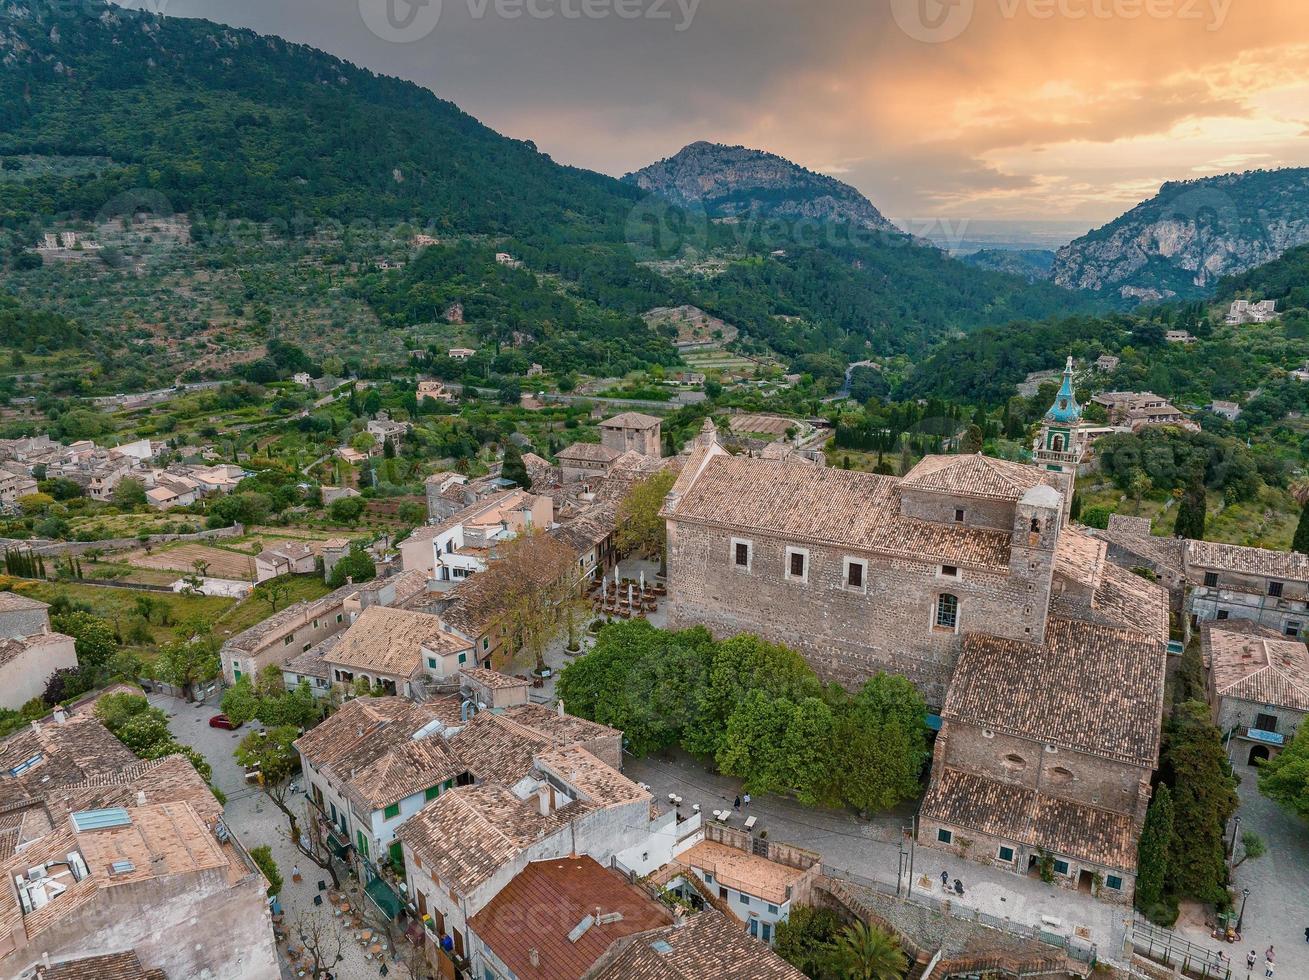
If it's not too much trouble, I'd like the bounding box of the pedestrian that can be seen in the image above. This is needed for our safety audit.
[291,864,301,883]
[941,870,949,889]
[734,795,741,809]
[1264,946,1275,978]
[1304,926,1309,944]
[1247,950,1257,974]
[743,793,751,808]
[953,878,964,896]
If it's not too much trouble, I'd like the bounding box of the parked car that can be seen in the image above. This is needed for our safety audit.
[208,714,237,730]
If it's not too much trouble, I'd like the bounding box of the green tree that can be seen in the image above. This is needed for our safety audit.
[220,675,261,727]
[111,477,148,509]
[1163,701,1238,902]
[1172,465,1207,540]
[249,844,283,897]
[833,921,907,980]
[828,675,928,814]
[51,610,118,669]
[1135,784,1176,923]
[326,544,376,588]
[613,469,677,565]
[716,691,833,802]
[255,577,292,613]
[774,905,842,978]
[1259,725,1309,821]
[1293,487,1309,556]
[153,631,220,701]
[959,424,983,454]
[328,496,365,524]
[501,442,530,488]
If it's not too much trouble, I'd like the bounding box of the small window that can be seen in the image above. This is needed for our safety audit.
[954,508,965,523]
[427,657,437,670]
[1203,572,1218,588]
[937,828,953,844]
[844,558,866,590]
[1044,743,1059,754]
[1029,517,1041,534]
[1217,610,1229,621]
[384,803,400,820]
[482,638,490,650]
[767,903,778,914]
[785,547,808,583]
[1254,713,1279,733]
[719,886,728,900]
[283,635,293,646]
[997,846,1015,863]
[1049,766,1075,784]
[739,893,749,905]
[704,872,713,884]
[1269,581,1284,598]
[1053,859,1070,876]
[458,652,468,665]
[732,539,752,569]
[425,785,441,801]
[982,729,994,739]
[336,614,344,623]
[935,594,959,631]
[940,565,958,578]
[1286,622,1302,638]
[1105,874,1123,890]
[1002,753,1026,770]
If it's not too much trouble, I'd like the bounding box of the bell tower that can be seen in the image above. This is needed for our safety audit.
[1034,356,1083,475]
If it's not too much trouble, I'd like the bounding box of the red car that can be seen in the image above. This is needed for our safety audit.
[208,714,237,730]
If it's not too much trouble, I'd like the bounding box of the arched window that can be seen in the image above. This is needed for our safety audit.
[1003,753,1027,770]
[1030,517,1041,534]
[1051,434,1064,452]
[935,593,959,631]
[1049,766,1075,784]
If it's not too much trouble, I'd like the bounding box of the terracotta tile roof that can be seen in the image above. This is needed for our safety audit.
[593,909,808,980]
[601,412,663,430]
[0,590,49,611]
[1187,539,1309,581]
[680,840,808,905]
[283,633,340,681]
[470,857,673,980]
[902,453,1069,502]
[557,442,621,463]
[450,712,554,786]
[325,606,468,678]
[945,617,1166,767]
[461,666,530,692]
[0,717,137,809]
[35,950,165,980]
[534,744,648,807]
[502,703,621,745]
[921,768,1139,872]
[661,454,1013,571]
[1204,623,1309,712]
[224,581,359,653]
[294,697,460,812]
[396,784,584,894]
[46,755,224,828]
[1089,561,1170,644]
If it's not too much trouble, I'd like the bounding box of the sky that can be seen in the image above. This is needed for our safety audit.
[118,0,1309,231]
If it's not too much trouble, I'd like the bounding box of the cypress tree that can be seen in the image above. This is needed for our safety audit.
[501,442,530,489]
[1293,500,1309,556]
[1135,784,1176,923]
[1163,701,1239,903]
[1173,466,1207,540]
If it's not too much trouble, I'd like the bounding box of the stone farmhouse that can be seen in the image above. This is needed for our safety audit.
[1226,299,1277,325]
[1185,539,1309,638]
[0,594,77,712]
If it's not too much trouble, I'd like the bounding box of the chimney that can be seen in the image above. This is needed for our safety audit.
[30,720,40,734]
[528,949,540,968]
[52,706,67,725]
[537,785,551,816]
[557,700,565,718]
[136,790,146,807]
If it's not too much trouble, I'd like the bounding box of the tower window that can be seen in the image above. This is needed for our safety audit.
[954,508,965,523]
[1030,517,1041,534]
[935,594,959,631]
[1051,434,1064,452]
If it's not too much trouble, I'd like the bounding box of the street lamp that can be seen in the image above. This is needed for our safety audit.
[1228,814,1242,862]
[1236,888,1250,935]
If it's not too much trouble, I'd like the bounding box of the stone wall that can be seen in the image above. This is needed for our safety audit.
[665,519,1055,707]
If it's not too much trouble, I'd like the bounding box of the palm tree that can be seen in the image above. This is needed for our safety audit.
[834,921,908,980]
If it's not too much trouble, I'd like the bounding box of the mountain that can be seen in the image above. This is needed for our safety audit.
[623,142,900,233]
[958,248,1055,282]
[0,0,639,239]
[1213,243,1309,311]
[1050,169,1309,301]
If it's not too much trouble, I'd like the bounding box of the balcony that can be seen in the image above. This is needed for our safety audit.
[1243,727,1284,746]
[1035,449,1082,465]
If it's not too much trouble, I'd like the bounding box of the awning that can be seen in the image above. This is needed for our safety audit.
[327,835,351,860]
[365,875,404,919]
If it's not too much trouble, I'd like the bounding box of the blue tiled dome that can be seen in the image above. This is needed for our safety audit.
[1044,358,1081,424]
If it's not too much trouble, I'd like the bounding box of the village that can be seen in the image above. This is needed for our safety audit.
[0,367,1305,980]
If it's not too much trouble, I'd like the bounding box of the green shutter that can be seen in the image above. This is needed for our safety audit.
[389,839,404,868]
[425,785,441,801]
[458,652,467,664]
[356,830,369,858]
[383,803,400,820]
